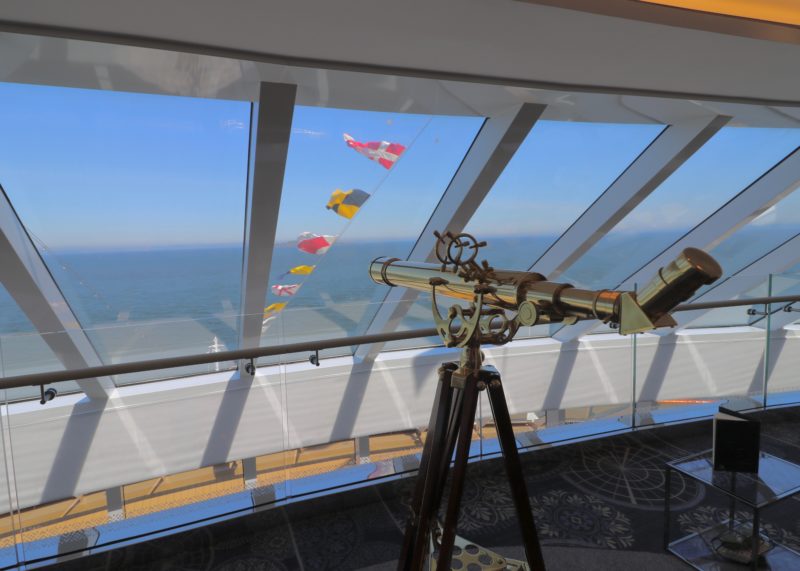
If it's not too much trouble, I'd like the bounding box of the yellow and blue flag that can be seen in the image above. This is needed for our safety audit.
[326,188,370,219]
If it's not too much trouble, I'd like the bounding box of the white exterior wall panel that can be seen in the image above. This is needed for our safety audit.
[1,327,798,514]
[635,329,765,402]
[767,327,800,395]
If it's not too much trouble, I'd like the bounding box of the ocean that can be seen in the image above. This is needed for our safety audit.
[1,227,798,390]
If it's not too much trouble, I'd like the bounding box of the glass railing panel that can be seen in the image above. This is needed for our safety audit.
[680,275,771,329]
[4,312,243,395]
[257,306,438,497]
[1,313,244,391]
[478,334,634,454]
[3,362,288,563]
[0,81,250,371]
[84,314,240,387]
[260,300,388,361]
[766,272,800,407]
[378,293,443,352]
[13,489,112,563]
[279,316,446,497]
[6,293,798,566]
[269,312,573,501]
[116,460,251,535]
[256,299,420,366]
[0,391,19,569]
[633,327,765,427]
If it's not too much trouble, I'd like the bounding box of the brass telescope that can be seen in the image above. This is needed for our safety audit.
[370,248,722,335]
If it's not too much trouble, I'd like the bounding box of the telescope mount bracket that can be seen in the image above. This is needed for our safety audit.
[430,231,536,351]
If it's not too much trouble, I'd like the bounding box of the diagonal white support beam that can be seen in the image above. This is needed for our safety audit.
[0,187,113,399]
[238,82,296,375]
[676,234,800,330]
[354,103,546,361]
[531,115,730,280]
[555,145,800,342]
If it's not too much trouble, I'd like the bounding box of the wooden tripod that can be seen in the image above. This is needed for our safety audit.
[397,343,546,571]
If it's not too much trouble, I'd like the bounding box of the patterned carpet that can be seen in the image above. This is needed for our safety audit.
[45,406,800,570]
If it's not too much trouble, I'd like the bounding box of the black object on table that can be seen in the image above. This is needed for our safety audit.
[713,407,760,473]
[664,449,800,570]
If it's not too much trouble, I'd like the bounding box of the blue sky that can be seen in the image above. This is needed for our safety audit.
[0,82,250,250]
[1,81,799,252]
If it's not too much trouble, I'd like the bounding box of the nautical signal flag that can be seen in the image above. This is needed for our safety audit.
[326,189,370,219]
[343,133,405,169]
[279,265,315,278]
[262,302,286,329]
[263,302,287,318]
[271,284,300,297]
[297,232,336,255]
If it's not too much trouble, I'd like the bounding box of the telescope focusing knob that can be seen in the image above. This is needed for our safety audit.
[517,301,538,326]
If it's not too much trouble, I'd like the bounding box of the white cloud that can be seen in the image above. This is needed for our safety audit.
[750,205,777,226]
[292,128,325,138]
[615,203,692,232]
[221,119,246,130]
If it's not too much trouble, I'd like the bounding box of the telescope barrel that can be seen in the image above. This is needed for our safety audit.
[369,259,620,324]
[369,248,722,333]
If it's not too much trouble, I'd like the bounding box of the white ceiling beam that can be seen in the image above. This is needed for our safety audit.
[531,115,729,280]
[0,187,113,399]
[2,1,800,107]
[353,102,546,361]
[555,145,800,342]
[238,82,296,376]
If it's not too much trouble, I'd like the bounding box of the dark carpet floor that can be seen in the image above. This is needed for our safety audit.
[44,406,800,570]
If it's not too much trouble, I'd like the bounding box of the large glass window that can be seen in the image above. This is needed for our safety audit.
[709,190,800,283]
[0,82,250,382]
[377,120,665,349]
[463,120,665,269]
[260,106,484,352]
[561,127,800,291]
[0,283,77,400]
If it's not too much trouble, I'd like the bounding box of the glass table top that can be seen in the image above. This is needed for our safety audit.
[669,450,800,508]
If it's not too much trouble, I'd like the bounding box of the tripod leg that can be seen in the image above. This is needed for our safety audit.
[436,374,480,571]
[486,370,547,571]
[398,363,457,571]
[432,385,464,509]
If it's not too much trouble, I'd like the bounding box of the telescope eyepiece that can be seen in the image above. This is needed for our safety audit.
[636,247,722,321]
[681,247,723,282]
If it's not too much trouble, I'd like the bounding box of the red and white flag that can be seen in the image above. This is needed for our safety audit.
[343,133,406,169]
[297,232,336,255]
[271,284,301,297]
